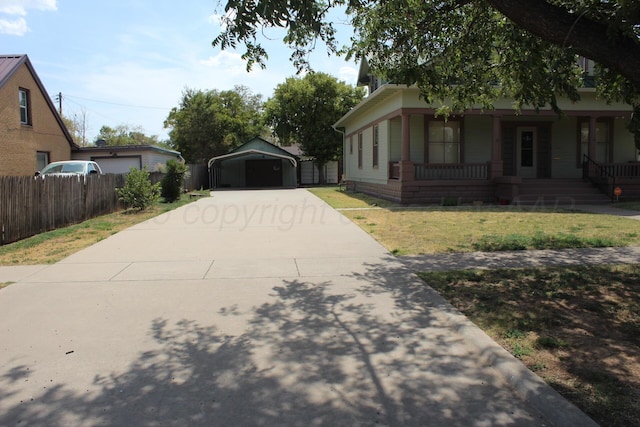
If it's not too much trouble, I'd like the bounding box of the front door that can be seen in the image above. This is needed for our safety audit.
[517,127,537,178]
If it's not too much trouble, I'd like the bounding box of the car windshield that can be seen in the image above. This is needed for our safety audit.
[42,163,85,174]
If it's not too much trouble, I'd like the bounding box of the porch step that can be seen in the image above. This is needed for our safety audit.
[513,179,611,206]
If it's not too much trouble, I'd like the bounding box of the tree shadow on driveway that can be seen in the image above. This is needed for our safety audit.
[1,264,560,426]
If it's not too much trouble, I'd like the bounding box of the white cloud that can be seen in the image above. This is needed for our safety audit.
[338,66,358,84]
[199,51,248,75]
[0,0,56,35]
[0,0,57,16]
[0,16,26,35]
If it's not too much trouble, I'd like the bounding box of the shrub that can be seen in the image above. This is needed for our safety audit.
[116,167,160,211]
[161,159,188,203]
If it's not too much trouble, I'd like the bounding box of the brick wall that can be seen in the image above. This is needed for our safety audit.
[348,179,495,205]
[0,64,72,176]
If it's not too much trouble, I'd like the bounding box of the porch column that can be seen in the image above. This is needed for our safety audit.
[399,112,414,181]
[491,114,504,178]
[588,116,597,160]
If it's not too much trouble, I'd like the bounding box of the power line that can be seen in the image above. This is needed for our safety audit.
[63,94,172,111]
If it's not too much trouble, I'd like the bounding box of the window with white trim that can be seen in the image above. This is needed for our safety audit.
[19,88,30,125]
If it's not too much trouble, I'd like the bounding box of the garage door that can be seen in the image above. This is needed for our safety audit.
[245,159,283,187]
[95,157,141,174]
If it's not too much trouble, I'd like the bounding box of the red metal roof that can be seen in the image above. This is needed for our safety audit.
[0,55,28,88]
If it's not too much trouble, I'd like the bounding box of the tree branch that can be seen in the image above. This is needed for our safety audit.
[487,0,640,90]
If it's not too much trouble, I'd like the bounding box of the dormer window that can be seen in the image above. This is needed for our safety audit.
[19,88,30,125]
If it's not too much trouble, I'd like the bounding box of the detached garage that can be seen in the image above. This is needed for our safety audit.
[73,145,184,173]
[209,137,298,189]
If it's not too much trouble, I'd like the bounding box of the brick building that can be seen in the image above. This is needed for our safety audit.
[0,55,75,176]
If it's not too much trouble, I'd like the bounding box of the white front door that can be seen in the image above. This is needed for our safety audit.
[517,127,537,178]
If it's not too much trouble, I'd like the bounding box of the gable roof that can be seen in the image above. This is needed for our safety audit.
[0,54,76,148]
[229,136,298,158]
[208,136,298,169]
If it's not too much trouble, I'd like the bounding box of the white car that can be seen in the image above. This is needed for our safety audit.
[36,160,104,177]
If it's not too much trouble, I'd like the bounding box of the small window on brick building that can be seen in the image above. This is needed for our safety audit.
[36,152,49,171]
[19,88,31,125]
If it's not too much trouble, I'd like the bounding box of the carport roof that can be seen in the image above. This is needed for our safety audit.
[208,149,297,169]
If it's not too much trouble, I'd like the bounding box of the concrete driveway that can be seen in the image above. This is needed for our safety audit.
[0,189,595,426]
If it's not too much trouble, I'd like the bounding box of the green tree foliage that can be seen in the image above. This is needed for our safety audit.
[264,73,364,183]
[160,159,188,203]
[116,167,161,211]
[96,124,161,147]
[213,1,640,145]
[164,85,266,163]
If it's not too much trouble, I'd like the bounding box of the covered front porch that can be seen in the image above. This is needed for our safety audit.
[378,110,640,204]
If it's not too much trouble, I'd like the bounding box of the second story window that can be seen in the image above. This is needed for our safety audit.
[19,89,30,125]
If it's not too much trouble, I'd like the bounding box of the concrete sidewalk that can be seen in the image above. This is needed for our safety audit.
[0,189,599,426]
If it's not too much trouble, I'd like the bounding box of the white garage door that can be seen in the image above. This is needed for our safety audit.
[95,157,141,174]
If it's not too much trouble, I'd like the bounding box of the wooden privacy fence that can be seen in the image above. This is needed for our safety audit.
[0,174,125,245]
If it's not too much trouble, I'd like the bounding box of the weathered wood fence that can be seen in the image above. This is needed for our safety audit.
[0,174,126,245]
[0,164,209,246]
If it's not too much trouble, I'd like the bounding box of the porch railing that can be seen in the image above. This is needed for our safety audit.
[598,162,640,178]
[582,155,616,201]
[414,162,490,180]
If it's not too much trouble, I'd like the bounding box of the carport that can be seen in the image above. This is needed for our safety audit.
[208,137,298,189]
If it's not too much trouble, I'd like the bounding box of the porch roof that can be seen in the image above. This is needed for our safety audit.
[208,149,297,169]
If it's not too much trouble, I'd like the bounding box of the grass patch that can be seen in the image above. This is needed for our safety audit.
[309,189,640,255]
[307,186,397,209]
[419,265,640,427]
[472,232,615,251]
[0,192,208,266]
[0,281,13,290]
[339,207,640,255]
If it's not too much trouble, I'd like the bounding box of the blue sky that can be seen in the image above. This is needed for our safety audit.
[0,0,359,142]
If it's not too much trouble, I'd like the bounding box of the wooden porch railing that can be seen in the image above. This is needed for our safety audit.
[414,162,490,180]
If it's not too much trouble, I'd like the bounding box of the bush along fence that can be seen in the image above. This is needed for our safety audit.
[0,174,126,245]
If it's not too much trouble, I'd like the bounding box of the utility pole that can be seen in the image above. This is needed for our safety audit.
[57,92,62,115]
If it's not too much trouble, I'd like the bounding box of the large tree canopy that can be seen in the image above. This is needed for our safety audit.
[164,85,266,163]
[214,1,640,128]
[264,73,365,183]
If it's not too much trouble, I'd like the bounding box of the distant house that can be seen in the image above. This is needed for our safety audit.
[279,143,340,185]
[0,54,76,175]
[334,58,640,203]
[208,136,298,189]
[72,144,184,174]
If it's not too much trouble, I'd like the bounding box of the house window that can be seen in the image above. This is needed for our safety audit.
[579,119,610,164]
[428,120,460,163]
[372,125,379,168]
[358,133,363,169]
[36,152,49,171]
[19,88,31,125]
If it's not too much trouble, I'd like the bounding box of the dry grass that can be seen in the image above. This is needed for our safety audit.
[0,194,206,266]
[420,265,640,427]
[308,187,640,254]
[344,207,640,254]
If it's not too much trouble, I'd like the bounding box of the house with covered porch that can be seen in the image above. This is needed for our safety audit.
[334,60,640,204]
